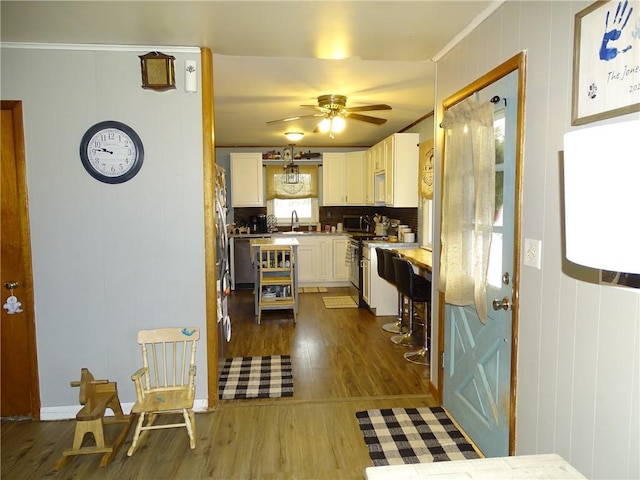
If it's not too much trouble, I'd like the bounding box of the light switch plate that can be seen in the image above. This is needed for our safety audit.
[524,238,542,269]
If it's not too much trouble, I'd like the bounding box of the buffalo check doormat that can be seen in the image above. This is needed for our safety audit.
[218,355,293,400]
[355,407,479,466]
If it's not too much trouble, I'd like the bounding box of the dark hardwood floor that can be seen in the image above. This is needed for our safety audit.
[1,287,436,479]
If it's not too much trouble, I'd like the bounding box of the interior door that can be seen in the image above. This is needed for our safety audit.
[1,101,40,418]
[441,55,525,457]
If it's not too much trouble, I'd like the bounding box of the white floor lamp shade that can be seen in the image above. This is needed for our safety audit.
[563,119,640,274]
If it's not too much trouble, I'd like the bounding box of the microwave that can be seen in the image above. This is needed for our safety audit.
[342,215,369,233]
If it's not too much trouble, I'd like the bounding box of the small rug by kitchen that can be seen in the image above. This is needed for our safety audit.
[355,406,479,466]
[300,286,328,293]
[322,295,358,308]
[218,355,293,400]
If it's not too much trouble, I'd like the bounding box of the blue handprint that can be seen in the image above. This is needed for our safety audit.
[600,0,633,61]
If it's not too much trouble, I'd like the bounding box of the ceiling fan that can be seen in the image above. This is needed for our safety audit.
[267,94,391,136]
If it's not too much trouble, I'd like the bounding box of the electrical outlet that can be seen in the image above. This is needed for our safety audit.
[524,238,542,269]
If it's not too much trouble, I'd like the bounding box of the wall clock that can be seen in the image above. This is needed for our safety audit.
[79,120,144,184]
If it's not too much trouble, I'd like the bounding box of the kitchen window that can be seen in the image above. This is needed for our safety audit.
[267,198,319,226]
[265,165,319,226]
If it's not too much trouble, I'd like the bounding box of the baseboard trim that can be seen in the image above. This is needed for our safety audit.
[40,398,209,421]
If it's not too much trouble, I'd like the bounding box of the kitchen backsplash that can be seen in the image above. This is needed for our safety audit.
[233,206,418,238]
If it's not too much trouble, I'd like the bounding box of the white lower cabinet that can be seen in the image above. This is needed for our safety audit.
[362,246,371,305]
[332,237,349,281]
[295,235,350,286]
[365,244,399,316]
[296,240,317,284]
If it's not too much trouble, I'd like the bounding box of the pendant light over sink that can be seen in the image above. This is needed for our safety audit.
[282,145,299,184]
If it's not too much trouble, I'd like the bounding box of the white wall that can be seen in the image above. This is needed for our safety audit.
[433,2,639,478]
[1,45,208,412]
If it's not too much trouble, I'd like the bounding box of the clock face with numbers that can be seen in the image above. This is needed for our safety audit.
[79,120,144,184]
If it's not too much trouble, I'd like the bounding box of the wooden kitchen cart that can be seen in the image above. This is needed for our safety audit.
[251,237,299,324]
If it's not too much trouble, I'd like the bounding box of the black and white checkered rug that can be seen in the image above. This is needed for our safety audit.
[355,407,479,466]
[218,355,293,400]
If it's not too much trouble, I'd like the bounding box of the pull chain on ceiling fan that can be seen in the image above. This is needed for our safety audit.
[267,94,391,137]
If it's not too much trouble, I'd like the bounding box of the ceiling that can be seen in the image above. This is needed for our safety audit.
[1,1,498,148]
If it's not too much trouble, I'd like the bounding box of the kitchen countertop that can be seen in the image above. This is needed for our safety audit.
[365,454,586,479]
[362,240,419,248]
[229,231,350,238]
[249,237,300,247]
[394,247,433,271]
[229,233,273,238]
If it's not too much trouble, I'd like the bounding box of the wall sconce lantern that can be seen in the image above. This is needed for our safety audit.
[139,51,176,91]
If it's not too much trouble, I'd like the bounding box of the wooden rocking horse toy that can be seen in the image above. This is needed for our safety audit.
[54,368,131,470]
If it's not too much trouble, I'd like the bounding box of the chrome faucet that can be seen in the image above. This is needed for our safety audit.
[291,210,299,231]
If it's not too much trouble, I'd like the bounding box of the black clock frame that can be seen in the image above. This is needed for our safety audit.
[79,120,144,184]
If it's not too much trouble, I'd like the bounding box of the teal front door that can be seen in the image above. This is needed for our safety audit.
[442,58,524,457]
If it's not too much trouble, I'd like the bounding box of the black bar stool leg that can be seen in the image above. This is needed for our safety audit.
[382,291,404,333]
[390,296,421,347]
[404,301,430,365]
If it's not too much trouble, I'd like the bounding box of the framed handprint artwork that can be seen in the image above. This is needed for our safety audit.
[572,0,640,125]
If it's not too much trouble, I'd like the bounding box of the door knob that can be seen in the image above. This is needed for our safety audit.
[4,281,19,290]
[492,297,511,311]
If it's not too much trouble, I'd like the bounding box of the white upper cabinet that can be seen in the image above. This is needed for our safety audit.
[364,149,374,205]
[322,153,345,205]
[231,153,263,207]
[345,151,365,205]
[369,133,419,208]
[322,151,365,205]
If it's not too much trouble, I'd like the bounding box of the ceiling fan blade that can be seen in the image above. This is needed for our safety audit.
[266,113,323,125]
[346,104,392,112]
[300,104,325,112]
[346,113,388,125]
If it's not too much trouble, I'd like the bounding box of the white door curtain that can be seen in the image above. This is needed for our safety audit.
[439,98,496,324]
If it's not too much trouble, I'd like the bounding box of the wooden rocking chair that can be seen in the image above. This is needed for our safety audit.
[54,368,131,470]
[127,327,200,456]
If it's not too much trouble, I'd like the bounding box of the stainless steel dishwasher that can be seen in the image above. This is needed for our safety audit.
[230,236,270,289]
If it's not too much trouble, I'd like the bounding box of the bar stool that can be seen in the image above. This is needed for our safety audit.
[381,248,404,333]
[376,248,403,334]
[404,282,431,365]
[390,257,429,348]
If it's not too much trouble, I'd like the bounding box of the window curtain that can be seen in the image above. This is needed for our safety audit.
[438,98,495,324]
[265,165,318,200]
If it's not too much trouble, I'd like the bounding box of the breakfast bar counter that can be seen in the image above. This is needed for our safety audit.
[394,247,433,273]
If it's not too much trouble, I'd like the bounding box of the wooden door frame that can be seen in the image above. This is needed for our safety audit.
[200,48,219,410]
[435,52,527,455]
[1,100,41,419]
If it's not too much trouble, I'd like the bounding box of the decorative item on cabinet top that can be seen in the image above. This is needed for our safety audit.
[262,150,322,160]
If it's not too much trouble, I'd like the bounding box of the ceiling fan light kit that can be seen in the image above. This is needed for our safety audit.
[267,94,392,137]
[317,117,331,133]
